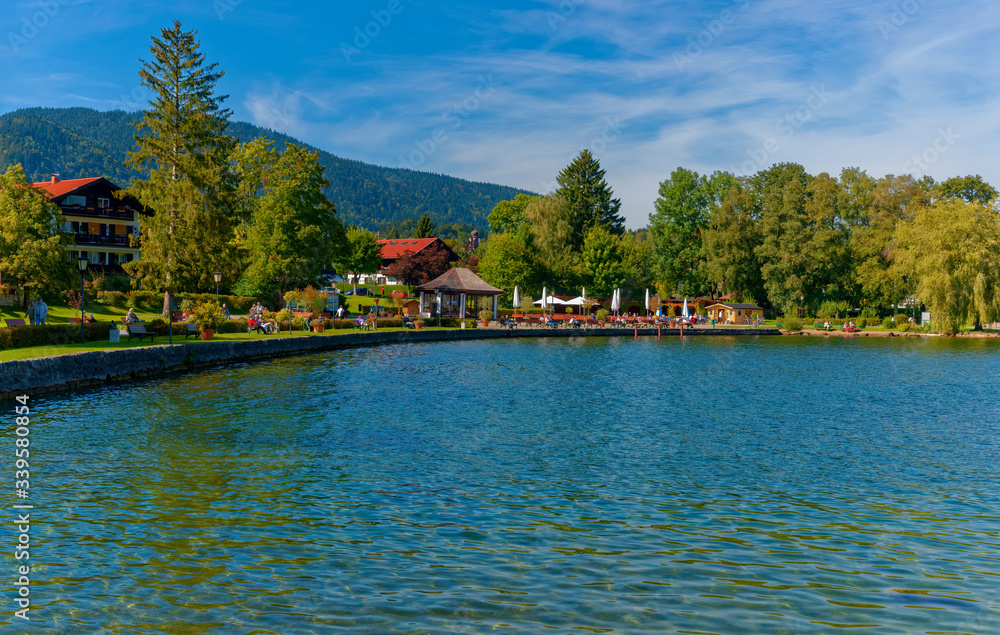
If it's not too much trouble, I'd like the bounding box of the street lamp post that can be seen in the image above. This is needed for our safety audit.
[77,255,88,343]
[213,271,222,303]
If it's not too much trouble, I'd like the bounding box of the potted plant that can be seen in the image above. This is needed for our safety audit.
[190,301,226,340]
[179,298,195,319]
[479,308,492,327]
[595,308,609,326]
[414,319,424,330]
[312,318,326,333]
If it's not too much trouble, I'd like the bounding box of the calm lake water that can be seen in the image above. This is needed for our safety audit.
[4,335,1000,633]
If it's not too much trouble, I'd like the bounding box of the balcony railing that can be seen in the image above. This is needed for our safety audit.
[71,234,136,247]
[59,205,135,221]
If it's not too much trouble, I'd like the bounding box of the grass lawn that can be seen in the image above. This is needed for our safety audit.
[0,301,162,325]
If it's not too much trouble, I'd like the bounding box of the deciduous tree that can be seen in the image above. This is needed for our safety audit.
[894,198,1000,333]
[487,193,534,234]
[0,164,72,303]
[241,144,348,305]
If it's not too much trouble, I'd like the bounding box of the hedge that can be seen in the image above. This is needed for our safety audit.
[0,322,112,350]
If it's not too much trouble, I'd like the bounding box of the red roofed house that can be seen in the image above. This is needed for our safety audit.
[359,237,459,285]
[31,175,149,273]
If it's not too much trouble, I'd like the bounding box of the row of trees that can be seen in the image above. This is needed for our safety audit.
[478,150,648,299]
[477,158,1000,333]
[648,164,1000,331]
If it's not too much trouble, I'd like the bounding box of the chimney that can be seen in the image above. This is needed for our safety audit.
[50,174,59,184]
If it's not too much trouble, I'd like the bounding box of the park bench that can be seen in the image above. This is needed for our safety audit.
[402,316,415,329]
[126,324,155,343]
[184,323,201,338]
[4,318,26,327]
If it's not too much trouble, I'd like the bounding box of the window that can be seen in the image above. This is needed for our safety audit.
[98,197,110,208]
[737,310,742,316]
[65,195,86,207]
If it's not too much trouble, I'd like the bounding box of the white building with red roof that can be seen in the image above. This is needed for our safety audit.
[31,175,149,273]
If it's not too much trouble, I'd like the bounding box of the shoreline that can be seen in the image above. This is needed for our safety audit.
[0,326,779,399]
[785,328,1000,338]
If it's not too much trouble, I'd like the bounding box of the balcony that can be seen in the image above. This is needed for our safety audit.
[59,205,135,221]
[72,233,136,248]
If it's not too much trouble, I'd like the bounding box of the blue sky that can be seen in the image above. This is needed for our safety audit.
[2,0,999,228]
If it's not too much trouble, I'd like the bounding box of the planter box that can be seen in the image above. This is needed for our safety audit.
[312,324,326,333]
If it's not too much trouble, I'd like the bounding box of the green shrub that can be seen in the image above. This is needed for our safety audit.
[216,318,248,334]
[0,323,111,350]
[882,316,897,330]
[129,291,160,309]
[860,306,879,320]
[97,290,129,308]
[859,317,868,328]
[784,317,803,332]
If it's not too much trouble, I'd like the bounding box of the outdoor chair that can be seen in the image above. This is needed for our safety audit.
[184,323,200,338]
[402,316,415,329]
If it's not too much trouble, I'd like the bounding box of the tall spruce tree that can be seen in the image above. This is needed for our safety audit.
[124,21,238,314]
[555,150,624,247]
[415,212,435,238]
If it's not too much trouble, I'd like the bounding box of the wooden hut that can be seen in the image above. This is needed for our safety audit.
[705,303,764,325]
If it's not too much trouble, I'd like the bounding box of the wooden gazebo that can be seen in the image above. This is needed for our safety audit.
[416,268,503,319]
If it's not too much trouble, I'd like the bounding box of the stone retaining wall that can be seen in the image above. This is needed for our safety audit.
[0,327,779,398]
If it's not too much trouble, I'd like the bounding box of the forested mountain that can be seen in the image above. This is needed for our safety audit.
[0,107,531,231]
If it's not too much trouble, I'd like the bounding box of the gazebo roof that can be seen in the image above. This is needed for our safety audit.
[416,268,502,296]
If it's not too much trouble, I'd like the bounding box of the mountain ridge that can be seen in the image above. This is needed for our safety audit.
[0,106,533,232]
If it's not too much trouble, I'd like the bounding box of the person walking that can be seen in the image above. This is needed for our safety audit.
[34,297,48,325]
[26,298,36,325]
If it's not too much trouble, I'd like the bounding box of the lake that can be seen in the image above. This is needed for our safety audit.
[5,335,1000,633]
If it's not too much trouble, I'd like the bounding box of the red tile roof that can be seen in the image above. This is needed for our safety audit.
[30,177,102,199]
[377,237,441,259]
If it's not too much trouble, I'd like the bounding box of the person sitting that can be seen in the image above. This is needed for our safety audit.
[125,308,139,323]
[249,317,270,334]
[86,312,96,324]
[222,303,231,319]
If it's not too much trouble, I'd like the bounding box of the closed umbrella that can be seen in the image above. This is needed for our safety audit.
[611,289,620,315]
[645,289,650,315]
[513,286,520,310]
[682,298,689,319]
[541,286,547,313]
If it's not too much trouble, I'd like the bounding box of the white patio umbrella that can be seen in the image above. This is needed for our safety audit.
[645,289,650,315]
[513,286,520,310]
[682,298,689,318]
[541,286,547,313]
[611,289,620,314]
